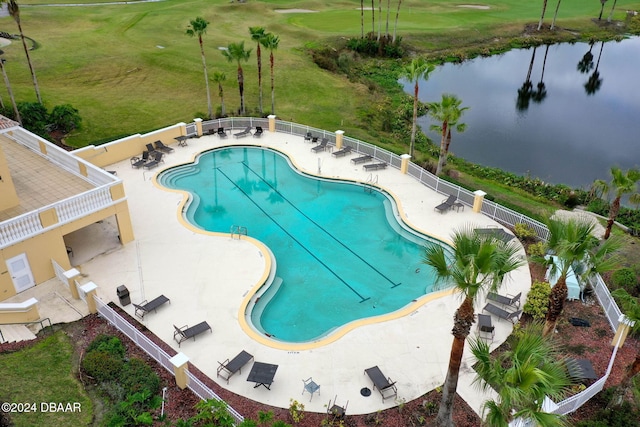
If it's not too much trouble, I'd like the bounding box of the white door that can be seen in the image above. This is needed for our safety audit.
[6,253,36,293]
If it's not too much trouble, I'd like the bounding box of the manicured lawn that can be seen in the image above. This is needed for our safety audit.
[1,0,638,146]
[0,332,93,427]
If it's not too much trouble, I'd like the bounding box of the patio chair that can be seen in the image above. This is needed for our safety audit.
[303,132,313,142]
[154,140,174,154]
[434,194,456,213]
[327,396,348,420]
[217,127,228,138]
[143,151,163,169]
[487,291,521,309]
[351,154,373,164]
[253,126,263,138]
[311,138,329,153]
[233,126,252,138]
[302,377,321,401]
[477,313,495,342]
[364,366,398,402]
[173,321,212,347]
[483,303,522,324]
[331,146,352,157]
[310,136,319,144]
[217,350,254,383]
[130,151,150,169]
[133,295,170,319]
[363,162,387,171]
[145,143,158,155]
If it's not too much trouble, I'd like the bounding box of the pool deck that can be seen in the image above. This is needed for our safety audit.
[11,130,531,416]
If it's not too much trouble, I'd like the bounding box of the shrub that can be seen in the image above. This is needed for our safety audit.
[527,241,547,257]
[18,102,49,137]
[119,358,160,397]
[81,351,124,382]
[49,104,82,133]
[523,281,551,320]
[86,334,126,358]
[611,268,638,293]
[514,223,537,242]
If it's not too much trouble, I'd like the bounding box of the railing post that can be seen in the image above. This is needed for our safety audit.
[80,282,98,314]
[611,314,635,347]
[194,118,203,137]
[335,130,344,150]
[63,268,82,300]
[169,353,190,389]
[400,154,411,174]
[268,115,276,132]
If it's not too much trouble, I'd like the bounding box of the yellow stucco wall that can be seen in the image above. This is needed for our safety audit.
[0,144,19,211]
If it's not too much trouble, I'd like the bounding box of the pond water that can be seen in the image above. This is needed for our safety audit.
[407,37,640,189]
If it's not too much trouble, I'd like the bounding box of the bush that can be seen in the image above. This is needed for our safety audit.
[523,281,551,320]
[18,102,49,137]
[49,104,82,133]
[527,241,547,257]
[81,351,124,382]
[611,267,638,293]
[119,358,160,397]
[86,334,126,358]
[514,223,537,242]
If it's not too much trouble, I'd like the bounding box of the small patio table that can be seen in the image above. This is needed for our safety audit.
[246,361,278,390]
[174,135,189,147]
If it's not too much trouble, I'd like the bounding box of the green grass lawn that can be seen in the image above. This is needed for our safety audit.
[0,332,93,427]
[1,0,639,146]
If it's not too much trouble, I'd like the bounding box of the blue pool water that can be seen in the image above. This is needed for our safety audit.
[158,146,451,342]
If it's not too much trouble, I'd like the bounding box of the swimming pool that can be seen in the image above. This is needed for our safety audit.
[158,146,453,343]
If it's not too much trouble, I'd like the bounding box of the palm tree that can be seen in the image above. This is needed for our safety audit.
[598,167,640,239]
[429,94,469,176]
[607,0,619,22]
[584,41,605,95]
[371,0,375,34]
[221,41,251,115]
[550,0,563,30]
[423,226,525,427]
[8,0,42,104]
[576,42,595,74]
[517,46,537,112]
[532,44,550,104]
[399,58,435,159]
[538,0,549,30]
[0,52,21,125]
[608,289,640,408]
[541,218,621,336]
[249,27,266,115]
[377,0,382,40]
[598,0,608,20]
[186,17,213,119]
[262,33,279,115]
[471,323,572,427]
[392,0,403,43]
[360,0,365,38]
[212,71,226,117]
[385,0,391,38]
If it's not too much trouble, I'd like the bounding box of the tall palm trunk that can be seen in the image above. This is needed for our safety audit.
[604,195,621,239]
[360,0,364,38]
[550,0,562,30]
[392,0,402,43]
[256,43,262,115]
[270,51,275,115]
[607,0,618,22]
[543,275,568,336]
[385,0,391,38]
[436,297,474,427]
[0,59,22,124]
[538,0,549,30]
[377,0,382,40]
[443,128,452,167]
[435,121,449,176]
[598,0,608,20]
[199,37,213,119]
[237,65,245,115]
[9,1,42,104]
[409,80,419,158]
[371,0,375,33]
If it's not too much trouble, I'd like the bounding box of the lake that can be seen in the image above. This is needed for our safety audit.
[408,37,640,189]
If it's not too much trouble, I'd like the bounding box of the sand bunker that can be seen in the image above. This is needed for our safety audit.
[458,4,490,9]
[275,9,316,14]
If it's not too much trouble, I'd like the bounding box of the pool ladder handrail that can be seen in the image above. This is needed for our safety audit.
[230,225,248,239]
[364,173,378,193]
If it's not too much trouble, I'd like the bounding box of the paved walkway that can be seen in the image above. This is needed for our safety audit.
[8,130,530,415]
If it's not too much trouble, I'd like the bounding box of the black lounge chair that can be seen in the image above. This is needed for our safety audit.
[363,162,387,171]
[217,350,254,383]
[173,321,212,347]
[566,358,598,383]
[351,154,373,164]
[434,194,456,213]
[253,126,263,138]
[327,396,348,420]
[145,143,158,155]
[217,127,228,138]
[332,146,352,157]
[233,126,252,138]
[154,140,174,154]
[364,366,398,402]
[130,151,150,169]
[487,291,521,309]
[311,138,329,153]
[133,295,170,319]
[143,151,164,169]
[477,313,495,342]
[483,303,522,324]
[475,227,516,243]
[304,132,313,142]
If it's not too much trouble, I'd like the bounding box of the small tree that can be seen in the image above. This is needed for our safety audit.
[186,17,213,119]
[212,71,227,117]
[221,41,251,115]
[399,58,435,158]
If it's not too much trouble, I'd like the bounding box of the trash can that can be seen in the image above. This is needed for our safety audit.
[116,285,130,306]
